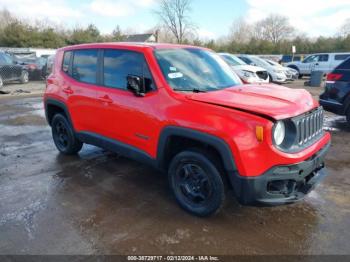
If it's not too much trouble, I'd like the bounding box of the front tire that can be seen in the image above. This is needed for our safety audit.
[19,71,29,84]
[168,149,225,217]
[51,114,83,155]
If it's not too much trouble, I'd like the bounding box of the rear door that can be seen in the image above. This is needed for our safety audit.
[61,49,100,132]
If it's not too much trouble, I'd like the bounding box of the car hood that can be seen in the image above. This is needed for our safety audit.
[232,65,267,73]
[187,84,318,120]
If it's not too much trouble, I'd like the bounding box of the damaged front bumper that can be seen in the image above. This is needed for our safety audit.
[230,142,330,206]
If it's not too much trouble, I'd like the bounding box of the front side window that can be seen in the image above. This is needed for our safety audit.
[71,49,98,84]
[155,48,241,92]
[318,54,329,62]
[303,55,318,63]
[103,49,155,92]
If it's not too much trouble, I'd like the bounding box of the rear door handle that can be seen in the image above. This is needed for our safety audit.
[63,86,73,94]
[99,95,113,104]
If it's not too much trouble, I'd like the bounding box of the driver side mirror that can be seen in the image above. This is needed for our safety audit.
[127,75,145,97]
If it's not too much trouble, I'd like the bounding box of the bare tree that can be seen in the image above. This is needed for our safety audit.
[0,9,16,29]
[229,18,253,43]
[339,18,350,37]
[155,0,194,43]
[255,14,295,43]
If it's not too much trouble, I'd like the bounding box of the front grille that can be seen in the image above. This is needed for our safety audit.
[294,107,324,147]
[256,71,268,80]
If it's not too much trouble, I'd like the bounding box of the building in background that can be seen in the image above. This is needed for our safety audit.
[123,32,158,43]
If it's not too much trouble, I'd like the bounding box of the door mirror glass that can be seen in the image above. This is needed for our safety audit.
[127,75,145,97]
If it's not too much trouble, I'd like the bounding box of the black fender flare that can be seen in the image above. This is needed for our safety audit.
[157,126,238,173]
[44,98,73,128]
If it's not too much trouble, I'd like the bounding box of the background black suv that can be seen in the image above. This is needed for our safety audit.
[0,51,29,88]
[320,57,350,124]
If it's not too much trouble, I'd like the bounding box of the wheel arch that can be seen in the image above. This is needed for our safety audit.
[45,98,73,128]
[157,126,238,174]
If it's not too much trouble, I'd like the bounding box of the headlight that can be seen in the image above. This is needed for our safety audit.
[238,70,255,78]
[273,121,285,146]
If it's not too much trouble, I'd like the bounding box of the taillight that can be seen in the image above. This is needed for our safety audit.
[326,73,343,81]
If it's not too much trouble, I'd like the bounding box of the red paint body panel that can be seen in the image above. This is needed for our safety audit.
[44,43,331,178]
[188,84,318,120]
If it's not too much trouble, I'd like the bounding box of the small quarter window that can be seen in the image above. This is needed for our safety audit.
[62,51,71,73]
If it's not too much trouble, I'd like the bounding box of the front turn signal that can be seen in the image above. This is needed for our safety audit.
[256,126,264,142]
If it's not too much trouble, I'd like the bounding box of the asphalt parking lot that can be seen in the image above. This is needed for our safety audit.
[0,80,349,255]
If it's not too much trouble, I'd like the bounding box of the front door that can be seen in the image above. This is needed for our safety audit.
[95,49,160,156]
[311,54,329,73]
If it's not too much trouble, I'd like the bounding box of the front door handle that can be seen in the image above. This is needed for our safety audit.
[63,86,73,94]
[98,95,113,104]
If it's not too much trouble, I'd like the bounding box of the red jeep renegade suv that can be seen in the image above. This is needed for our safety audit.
[44,43,331,216]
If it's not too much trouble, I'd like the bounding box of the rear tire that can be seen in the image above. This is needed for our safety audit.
[51,114,83,155]
[168,149,225,217]
[19,71,29,84]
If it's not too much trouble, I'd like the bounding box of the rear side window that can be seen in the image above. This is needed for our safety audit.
[71,49,98,84]
[335,54,350,61]
[62,51,71,73]
[337,58,350,70]
[103,49,155,92]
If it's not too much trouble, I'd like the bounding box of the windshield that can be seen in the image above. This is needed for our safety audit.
[155,48,242,92]
[221,54,246,66]
[250,56,271,67]
[265,59,282,67]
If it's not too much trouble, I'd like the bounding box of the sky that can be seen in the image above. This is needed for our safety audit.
[0,0,349,39]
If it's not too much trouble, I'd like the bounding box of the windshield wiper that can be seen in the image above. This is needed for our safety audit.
[173,88,207,93]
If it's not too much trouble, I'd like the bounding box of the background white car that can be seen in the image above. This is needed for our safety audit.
[237,55,287,84]
[219,53,269,84]
[263,59,299,81]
